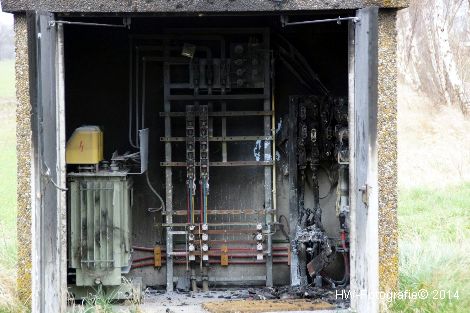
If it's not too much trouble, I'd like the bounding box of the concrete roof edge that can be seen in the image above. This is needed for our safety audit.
[1,0,409,14]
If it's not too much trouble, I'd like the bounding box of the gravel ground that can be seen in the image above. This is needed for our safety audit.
[139,290,230,313]
[137,286,348,313]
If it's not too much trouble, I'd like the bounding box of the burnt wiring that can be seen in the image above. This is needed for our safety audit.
[302,164,339,200]
[320,165,339,199]
[287,95,350,288]
[319,214,350,288]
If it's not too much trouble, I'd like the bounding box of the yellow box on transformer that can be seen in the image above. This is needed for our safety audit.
[65,126,103,165]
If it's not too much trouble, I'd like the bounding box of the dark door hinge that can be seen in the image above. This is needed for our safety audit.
[359,184,369,207]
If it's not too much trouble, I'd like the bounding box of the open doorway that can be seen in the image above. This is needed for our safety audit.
[33,9,380,312]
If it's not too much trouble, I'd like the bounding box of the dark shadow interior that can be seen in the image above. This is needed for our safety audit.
[64,13,350,293]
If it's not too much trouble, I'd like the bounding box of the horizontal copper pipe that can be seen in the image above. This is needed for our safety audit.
[133,246,289,253]
[131,262,155,269]
[132,246,154,252]
[133,253,288,263]
[133,256,154,262]
[131,259,289,269]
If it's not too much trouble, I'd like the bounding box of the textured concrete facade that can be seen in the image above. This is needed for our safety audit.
[14,14,33,307]
[3,0,408,13]
[10,4,401,311]
[377,10,399,293]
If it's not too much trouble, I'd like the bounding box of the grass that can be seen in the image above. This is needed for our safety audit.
[389,184,470,313]
[0,100,17,265]
[68,280,142,313]
[0,59,15,101]
[0,59,22,313]
[70,287,119,313]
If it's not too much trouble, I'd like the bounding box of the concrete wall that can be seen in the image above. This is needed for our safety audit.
[14,13,32,307]
[377,10,399,294]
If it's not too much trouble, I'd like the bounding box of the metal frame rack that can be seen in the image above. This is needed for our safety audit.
[156,29,276,290]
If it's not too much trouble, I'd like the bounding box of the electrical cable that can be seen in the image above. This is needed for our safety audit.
[189,187,193,224]
[187,188,191,224]
[203,177,208,224]
[200,182,204,224]
[323,250,349,287]
[279,55,315,93]
[128,39,138,148]
[146,171,165,212]
[279,46,317,89]
[318,165,339,199]
[191,189,195,224]
[276,34,330,95]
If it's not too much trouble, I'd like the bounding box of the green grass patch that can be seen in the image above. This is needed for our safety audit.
[0,60,18,312]
[389,184,470,313]
[0,100,17,264]
[399,184,470,241]
[0,59,15,100]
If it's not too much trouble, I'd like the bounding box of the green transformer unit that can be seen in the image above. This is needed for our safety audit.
[68,172,133,287]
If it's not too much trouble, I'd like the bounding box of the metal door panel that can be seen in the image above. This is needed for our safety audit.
[349,6,379,313]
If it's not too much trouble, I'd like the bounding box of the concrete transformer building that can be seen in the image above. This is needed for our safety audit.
[2,0,407,312]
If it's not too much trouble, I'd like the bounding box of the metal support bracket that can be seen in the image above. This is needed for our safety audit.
[281,15,360,27]
[49,17,131,28]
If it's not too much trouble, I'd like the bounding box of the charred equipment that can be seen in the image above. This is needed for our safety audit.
[285,95,350,288]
